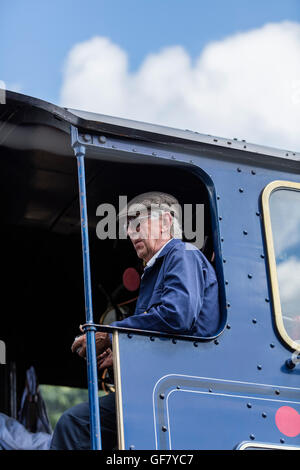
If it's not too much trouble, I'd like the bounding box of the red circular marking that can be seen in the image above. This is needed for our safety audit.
[122,267,140,291]
[275,406,300,437]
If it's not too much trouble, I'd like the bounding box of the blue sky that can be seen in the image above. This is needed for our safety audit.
[1,0,299,104]
[1,1,300,151]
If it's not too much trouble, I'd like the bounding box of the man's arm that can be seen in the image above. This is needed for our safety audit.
[111,247,206,336]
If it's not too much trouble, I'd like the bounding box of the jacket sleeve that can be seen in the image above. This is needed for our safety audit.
[110,247,206,335]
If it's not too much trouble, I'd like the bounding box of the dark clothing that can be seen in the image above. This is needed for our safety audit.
[50,393,116,450]
[111,238,220,337]
[51,239,220,450]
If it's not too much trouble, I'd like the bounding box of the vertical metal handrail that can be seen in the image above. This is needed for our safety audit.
[73,140,102,450]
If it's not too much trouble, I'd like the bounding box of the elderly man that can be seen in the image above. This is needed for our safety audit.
[50,192,220,450]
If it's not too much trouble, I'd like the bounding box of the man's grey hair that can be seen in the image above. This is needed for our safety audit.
[119,191,182,239]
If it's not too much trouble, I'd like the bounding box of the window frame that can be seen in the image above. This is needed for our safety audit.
[262,180,300,352]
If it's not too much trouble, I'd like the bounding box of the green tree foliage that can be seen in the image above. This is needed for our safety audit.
[40,385,105,429]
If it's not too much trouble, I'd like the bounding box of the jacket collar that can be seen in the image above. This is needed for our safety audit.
[155,237,180,259]
[144,238,181,270]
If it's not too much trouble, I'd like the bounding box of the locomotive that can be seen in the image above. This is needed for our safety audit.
[0,90,299,450]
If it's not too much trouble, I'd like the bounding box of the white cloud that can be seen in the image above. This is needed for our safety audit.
[277,257,300,303]
[270,190,300,257]
[277,257,300,342]
[60,22,300,152]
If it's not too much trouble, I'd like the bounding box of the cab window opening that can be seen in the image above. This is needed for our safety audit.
[0,149,224,425]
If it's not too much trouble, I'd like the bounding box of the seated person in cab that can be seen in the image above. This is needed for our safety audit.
[50,192,220,450]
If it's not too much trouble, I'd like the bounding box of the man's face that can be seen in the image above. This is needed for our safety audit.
[127,211,172,262]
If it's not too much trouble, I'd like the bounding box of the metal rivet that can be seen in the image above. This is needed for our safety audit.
[193,342,198,347]
[251,170,256,175]
[162,426,167,432]
[128,334,132,339]
[132,148,136,152]
[275,389,280,395]
[227,303,230,308]
[262,412,267,418]
[152,152,157,156]
[265,298,270,303]
[219,216,222,221]
[159,393,165,400]
[176,385,180,390]
[243,230,248,235]
[129,445,135,450]
[280,438,285,444]
[252,319,257,324]
[172,338,177,344]
[256,211,260,216]
[171,155,176,159]
[83,134,92,142]
[250,434,255,440]
[260,254,265,259]
[239,188,244,193]
[221,237,224,242]
[98,135,106,144]
[209,388,213,393]
[217,196,220,200]
[257,364,262,370]
[223,259,226,263]
[247,403,252,408]
[270,343,275,348]
[226,324,231,329]
[237,168,242,172]
[225,280,229,285]
[150,336,155,341]
[286,358,295,369]
[248,274,252,279]
[214,339,219,345]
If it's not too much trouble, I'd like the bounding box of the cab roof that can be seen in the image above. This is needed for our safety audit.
[1,89,299,171]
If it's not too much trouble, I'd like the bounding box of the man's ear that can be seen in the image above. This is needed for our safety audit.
[161,212,172,235]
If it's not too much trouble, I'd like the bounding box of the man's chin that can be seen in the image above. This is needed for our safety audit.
[134,244,148,261]
[135,247,145,259]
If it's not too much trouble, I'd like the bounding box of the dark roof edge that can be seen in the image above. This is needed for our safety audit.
[2,89,300,163]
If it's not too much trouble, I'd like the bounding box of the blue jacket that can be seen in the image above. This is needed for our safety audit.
[111,238,220,337]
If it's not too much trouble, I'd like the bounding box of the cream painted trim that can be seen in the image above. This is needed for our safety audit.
[238,441,300,450]
[262,180,300,352]
[113,331,125,450]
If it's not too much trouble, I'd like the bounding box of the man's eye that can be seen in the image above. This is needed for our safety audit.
[127,218,136,228]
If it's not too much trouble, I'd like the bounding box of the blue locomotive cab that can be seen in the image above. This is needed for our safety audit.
[0,90,299,450]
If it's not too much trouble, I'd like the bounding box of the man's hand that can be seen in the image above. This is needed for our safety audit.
[97,348,113,370]
[71,331,111,358]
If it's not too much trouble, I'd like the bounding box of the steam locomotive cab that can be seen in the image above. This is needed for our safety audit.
[0,90,299,450]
